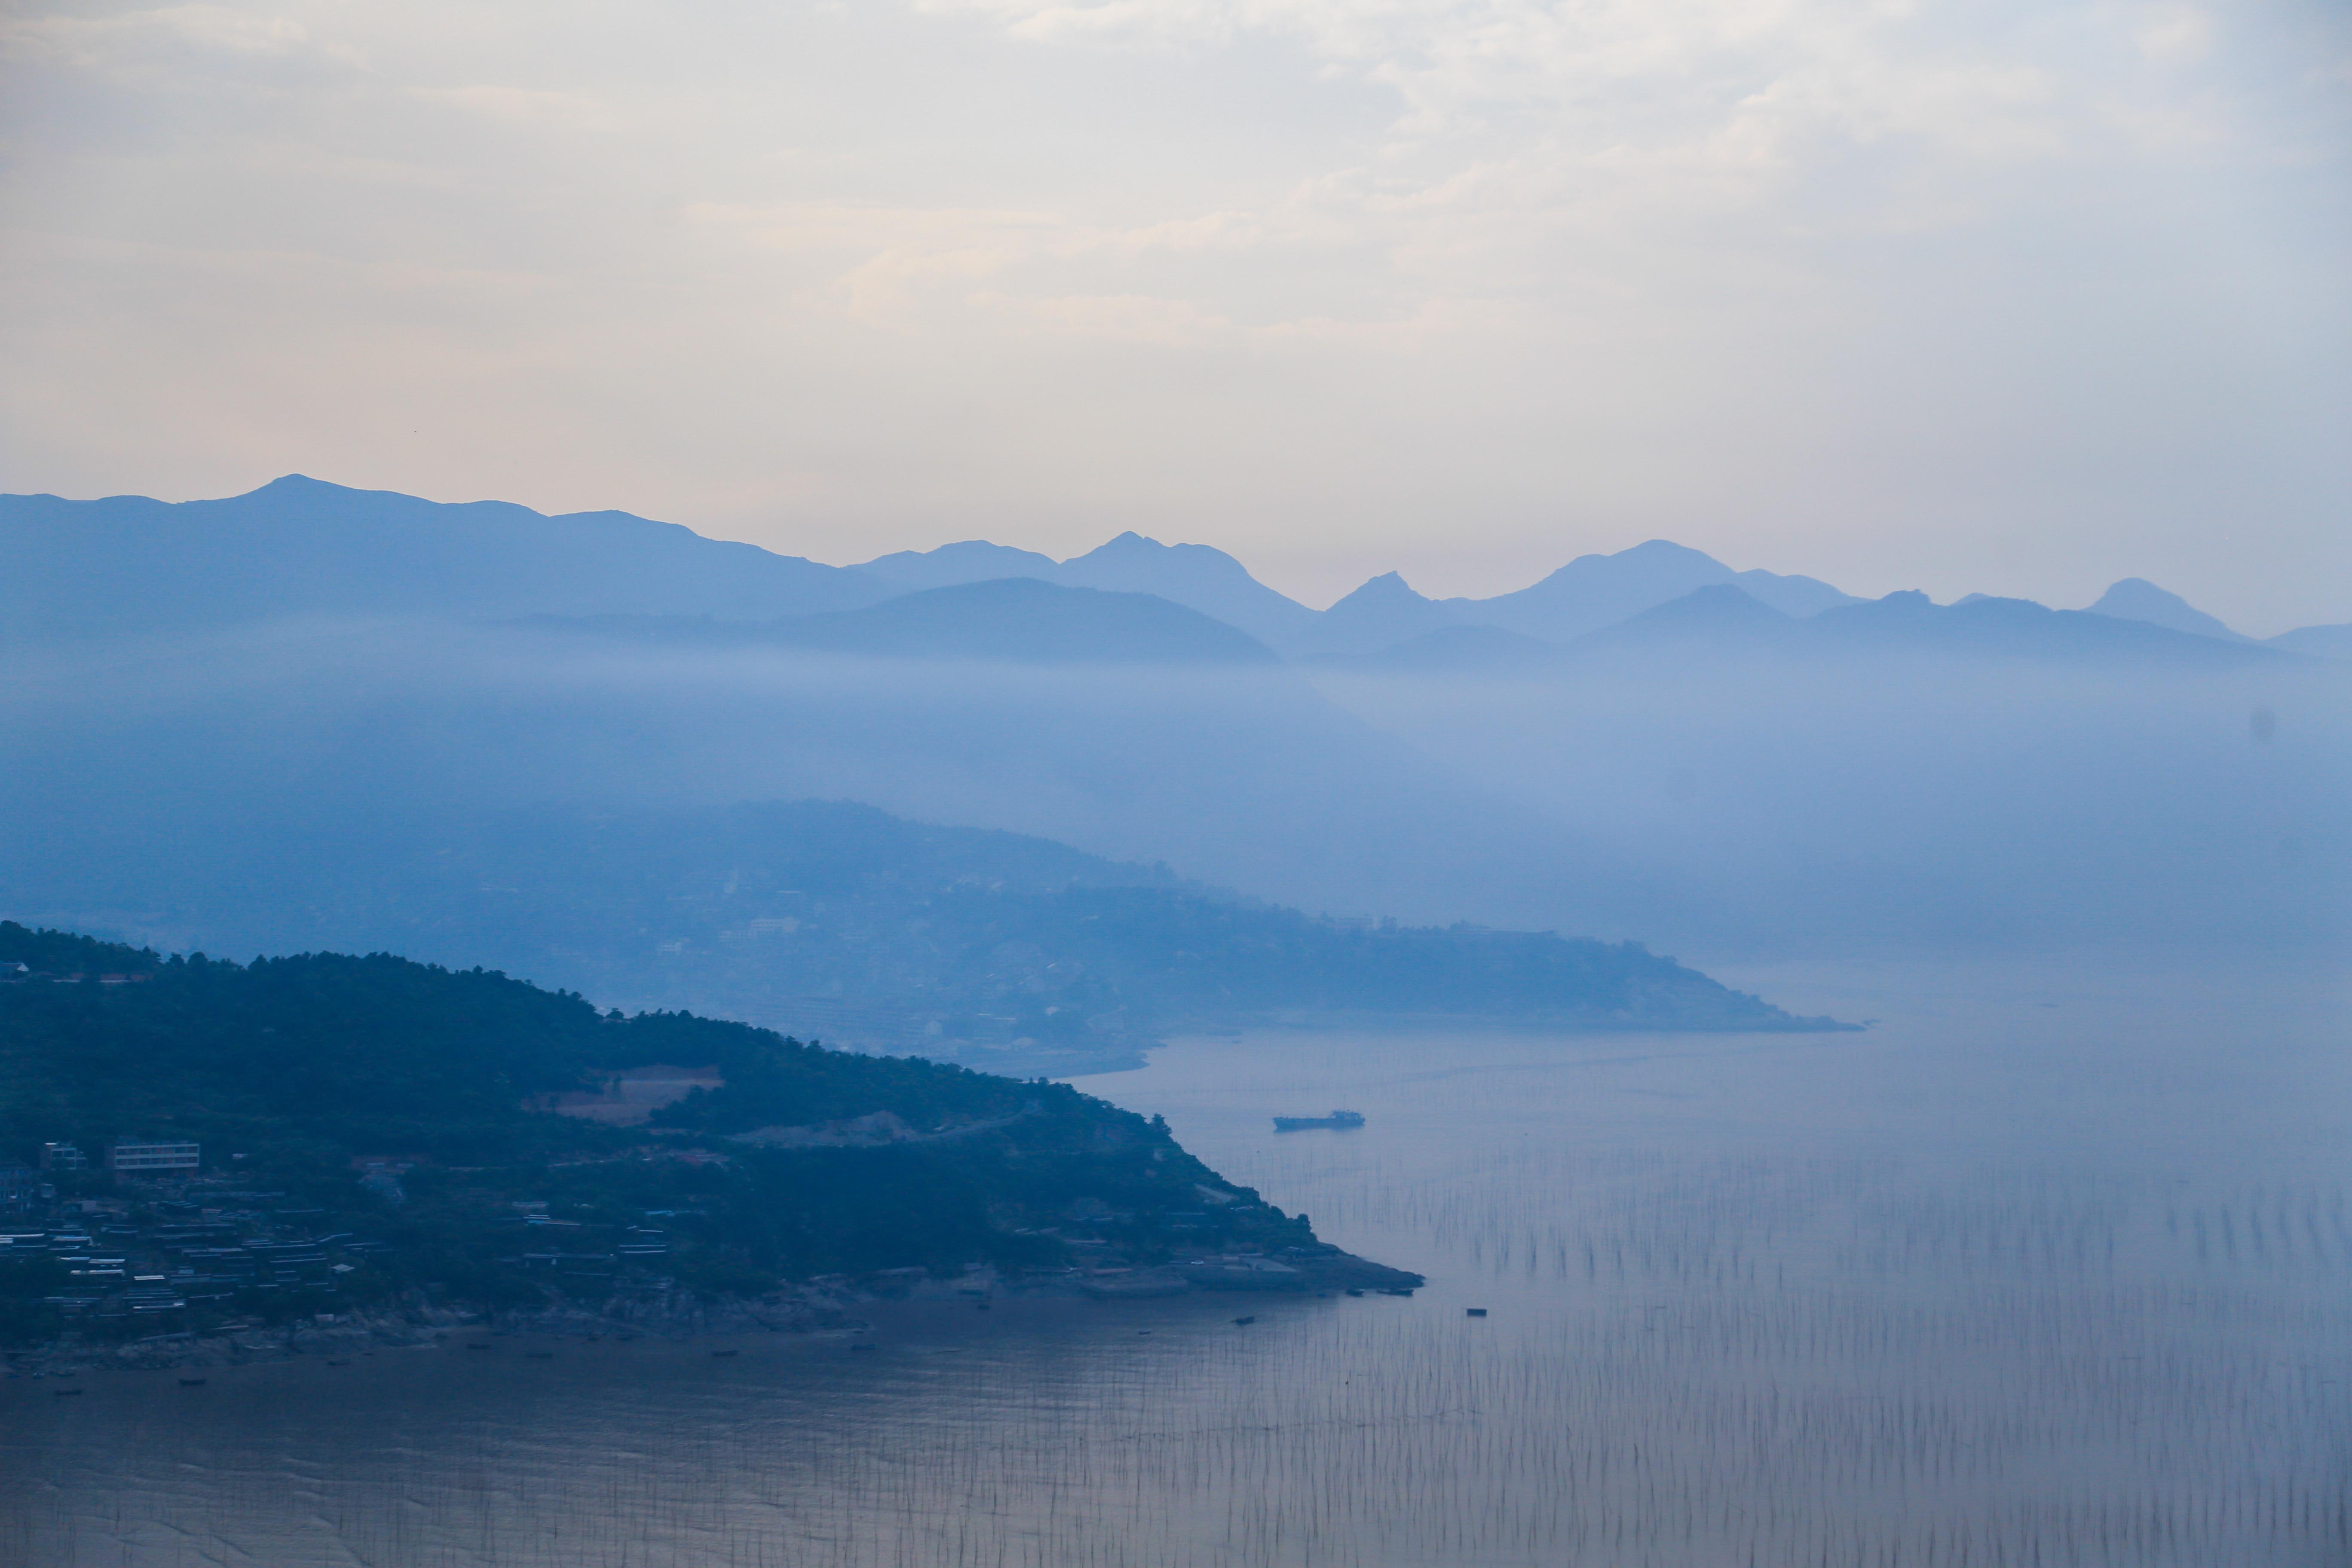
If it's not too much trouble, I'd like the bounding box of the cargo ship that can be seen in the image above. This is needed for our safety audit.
[1271,1110,1366,1132]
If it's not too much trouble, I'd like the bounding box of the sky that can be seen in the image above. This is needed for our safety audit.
[1,0,2346,632]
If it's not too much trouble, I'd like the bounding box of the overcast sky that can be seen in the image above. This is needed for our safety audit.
[2,0,2346,630]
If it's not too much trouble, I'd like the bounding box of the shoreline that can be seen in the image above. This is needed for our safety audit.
[3,1246,1424,1377]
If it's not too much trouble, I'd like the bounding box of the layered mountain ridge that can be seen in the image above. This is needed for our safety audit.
[7,476,2333,660]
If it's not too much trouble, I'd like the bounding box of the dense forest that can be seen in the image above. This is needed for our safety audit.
[0,924,1327,1347]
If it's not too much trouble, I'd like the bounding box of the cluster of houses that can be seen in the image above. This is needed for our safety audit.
[6,1139,202,1186]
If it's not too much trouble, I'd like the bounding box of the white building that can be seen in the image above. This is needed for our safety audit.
[108,1139,200,1176]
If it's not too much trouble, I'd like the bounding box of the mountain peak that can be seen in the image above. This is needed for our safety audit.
[2082,578,2248,643]
[1330,571,1433,610]
[1076,530,1171,559]
[247,473,368,500]
[1458,537,1735,640]
[1618,539,1724,563]
[854,539,1059,592]
[1055,532,1319,650]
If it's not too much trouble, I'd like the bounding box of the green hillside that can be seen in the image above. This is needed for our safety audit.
[0,925,1352,1348]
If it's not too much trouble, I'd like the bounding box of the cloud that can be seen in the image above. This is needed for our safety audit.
[927,0,2293,171]
[0,4,360,73]
[973,290,1235,344]
[410,83,621,131]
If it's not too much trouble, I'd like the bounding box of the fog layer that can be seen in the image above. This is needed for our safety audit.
[4,601,2341,967]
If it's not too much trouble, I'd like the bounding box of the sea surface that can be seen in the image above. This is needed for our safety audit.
[5,958,2348,1567]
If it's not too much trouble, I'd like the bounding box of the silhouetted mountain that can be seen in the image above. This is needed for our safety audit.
[7,476,1895,662]
[1449,539,1857,642]
[8,475,2328,964]
[850,531,1865,656]
[0,475,886,644]
[2268,624,2352,660]
[2081,578,2251,642]
[1730,568,1860,617]
[1049,533,1323,652]
[1311,572,1464,657]
[846,530,1324,654]
[1496,584,2283,668]
[1812,592,2283,664]
[1567,583,1807,656]
[854,539,1062,592]
[1454,539,1728,640]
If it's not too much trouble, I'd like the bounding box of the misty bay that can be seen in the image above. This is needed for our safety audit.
[8,956,2343,1567]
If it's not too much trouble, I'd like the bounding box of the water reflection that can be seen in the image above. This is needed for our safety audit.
[5,959,2346,1565]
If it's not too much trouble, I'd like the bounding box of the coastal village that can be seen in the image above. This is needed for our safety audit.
[3,1128,1415,1379]
[0,933,1420,1378]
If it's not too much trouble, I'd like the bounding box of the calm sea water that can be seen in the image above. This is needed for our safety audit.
[5,958,2347,1567]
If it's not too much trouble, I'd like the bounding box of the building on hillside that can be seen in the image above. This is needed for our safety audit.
[107,1139,201,1177]
[39,1142,87,1172]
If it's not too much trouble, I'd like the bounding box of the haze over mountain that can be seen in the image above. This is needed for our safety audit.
[858,532,1861,657]
[1445,540,1859,642]
[4,476,2344,968]
[535,580,1280,668]
[2081,579,2255,644]
[0,800,1823,1078]
[1350,585,2295,674]
[2268,625,2352,662]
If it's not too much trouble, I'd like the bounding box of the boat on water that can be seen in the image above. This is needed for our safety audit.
[1271,1110,1366,1132]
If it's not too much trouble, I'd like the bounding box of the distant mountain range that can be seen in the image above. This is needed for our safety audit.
[6,476,2339,662]
[1351,584,2293,673]
[3,475,2341,968]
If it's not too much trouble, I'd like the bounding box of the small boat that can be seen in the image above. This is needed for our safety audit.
[465,1342,492,1351]
[179,1377,207,1387]
[54,1387,83,1397]
[1231,1316,1256,1326]
[326,1358,352,1366]
[524,1351,554,1360]
[711,1348,738,1357]
[1271,1110,1366,1133]
[1344,1288,1364,1298]
[1466,1308,1488,1318]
